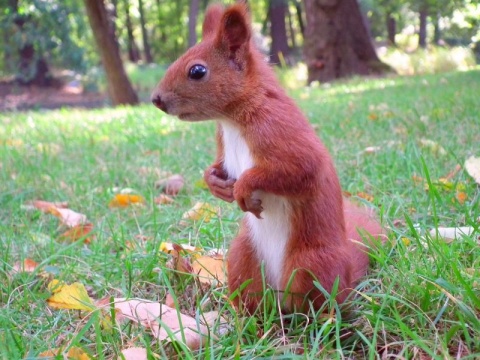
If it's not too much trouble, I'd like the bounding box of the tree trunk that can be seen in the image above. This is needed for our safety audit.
[386,13,396,45]
[188,0,200,47]
[294,0,305,38]
[303,0,390,84]
[138,0,153,63]
[433,13,441,45]
[269,0,290,66]
[418,6,428,49]
[84,0,138,106]
[287,4,297,49]
[124,0,141,62]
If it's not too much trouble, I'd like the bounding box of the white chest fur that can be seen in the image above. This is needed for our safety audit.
[220,121,291,290]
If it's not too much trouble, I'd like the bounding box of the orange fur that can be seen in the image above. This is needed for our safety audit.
[151,3,385,314]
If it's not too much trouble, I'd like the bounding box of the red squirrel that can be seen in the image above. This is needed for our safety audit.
[151,3,384,313]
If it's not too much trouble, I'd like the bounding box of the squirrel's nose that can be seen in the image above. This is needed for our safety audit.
[151,94,168,113]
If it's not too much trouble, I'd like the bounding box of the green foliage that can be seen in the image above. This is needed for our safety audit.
[0,0,94,80]
[380,46,476,75]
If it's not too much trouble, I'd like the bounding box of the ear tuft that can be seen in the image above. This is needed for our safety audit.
[218,4,251,54]
[202,4,224,39]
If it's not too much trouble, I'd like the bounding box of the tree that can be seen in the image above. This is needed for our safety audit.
[188,0,200,47]
[303,0,390,83]
[138,0,153,63]
[269,0,290,65]
[0,0,88,86]
[84,0,138,105]
[123,0,141,62]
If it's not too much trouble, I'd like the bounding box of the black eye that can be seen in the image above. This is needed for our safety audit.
[188,64,207,80]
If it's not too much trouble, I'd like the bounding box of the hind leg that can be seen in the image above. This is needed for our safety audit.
[227,220,264,314]
[281,246,354,313]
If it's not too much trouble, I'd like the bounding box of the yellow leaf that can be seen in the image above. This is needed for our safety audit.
[38,346,90,359]
[401,237,411,246]
[159,242,200,255]
[47,280,96,311]
[192,254,226,285]
[181,202,218,223]
[109,194,145,208]
[465,156,480,185]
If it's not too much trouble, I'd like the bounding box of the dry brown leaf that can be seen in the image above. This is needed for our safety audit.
[120,347,149,360]
[181,202,218,223]
[29,200,69,212]
[156,174,185,196]
[429,226,475,243]
[154,194,174,205]
[356,192,374,202]
[38,346,90,359]
[192,254,226,285]
[12,258,39,273]
[48,207,88,227]
[105,298,209,350]
[57,223,95,244]
[109,194,145,208]
[465,156,480,185]
[165,292,176,308]
[47,280,96,311]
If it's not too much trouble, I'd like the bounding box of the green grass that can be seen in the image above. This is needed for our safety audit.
[1,69,480,359]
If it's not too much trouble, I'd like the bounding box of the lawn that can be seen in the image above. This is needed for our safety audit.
[1,68,479,359]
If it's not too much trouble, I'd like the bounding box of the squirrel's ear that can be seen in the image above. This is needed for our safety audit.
[202,4,223,39]
[216,3,251,57]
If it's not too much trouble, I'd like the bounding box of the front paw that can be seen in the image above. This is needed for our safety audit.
[235,189,263,219]
[204,165,235,203]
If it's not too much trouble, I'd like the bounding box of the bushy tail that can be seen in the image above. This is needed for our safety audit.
[344,199,386,282]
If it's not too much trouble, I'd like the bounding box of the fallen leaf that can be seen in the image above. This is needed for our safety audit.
[47,280,96,311]
[156,174,185,196]
[165,292,176,308]
[443,164,462,181]
[12,258,39,273]
[159,242,200,255]
[181,202,218,223]
[109,194,145,208]
[356,192,374,202]
[455,191,467,205]
[48,207,88,227]
[429,226,475,243]
[194,178,208,190]
[363,146,382,154]
[401,237,411,246]
[192,254,226,285]
[120,347,149,360]
[418,138,446,156]
[465,156,480,185]
[154,194,174,205]
[38,346,89,360]
[27,200,69,212]
[57,223,95,244]
[105,298,209,350]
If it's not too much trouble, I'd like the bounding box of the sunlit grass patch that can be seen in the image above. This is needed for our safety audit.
[0,69,479,358]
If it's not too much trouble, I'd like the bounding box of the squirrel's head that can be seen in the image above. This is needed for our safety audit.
[151,3,257,121]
